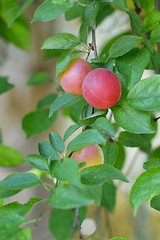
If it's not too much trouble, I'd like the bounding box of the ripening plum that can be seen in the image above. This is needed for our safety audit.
[82,68,122,109]
[60,59,93,97]
[71,144,104,170]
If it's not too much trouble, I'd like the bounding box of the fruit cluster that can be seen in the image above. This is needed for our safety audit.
[60,59,122,109]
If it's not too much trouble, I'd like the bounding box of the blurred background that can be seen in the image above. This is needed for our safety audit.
[0,1,160,239]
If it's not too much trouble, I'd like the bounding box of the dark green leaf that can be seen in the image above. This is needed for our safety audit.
[49,93,82,117]
[37,93,57,110]
[0,77,14,94]
[101,181,116,213]
[79,110,106,126]
[49,132,65,153]
[91,117,115,137]
[81,164,128,185]
[41,33,80,50]
[150,24,160,42]
[150,195,160,211]
[67,129,106,152]
[127,75,160,111]
[0,145,24,167]
[130,165,160,215]
[114,142,125,170]
[127,10,144,36]
[63,124,80,141]
[143,158,160,170]
[38,141,59,160]
[116,48,150,90]
[84,1,100,29]
[26,72,50,85]
[109,35,141,58]
[22,108,57,138]
[32,0,68,22]
[112,0,129,11]
[25,154,49,172]
[102,142,119,165]
[112,102,155,134]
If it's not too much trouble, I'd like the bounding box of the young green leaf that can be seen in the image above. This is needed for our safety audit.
[63,124,80,141]
[91,117,115,137]
[127,10,144,36]
[112,102,155,134]
[49,132,65,153]
[67,129,106,152]
[26,72,50,85]
[22,109,57,138]
[109,35,141,58]
[84,1,100,29]
[112,0,129,11]
[25,154,49,172]
[81,164,128,185]
[130,166,160,215]
[41,33,80,50]
[49,93,82,117]
[102,142,119,165]
[32,0,68,22]
[101,181,116,213]
[0,145,24,167]
[38,141,59,160]
[37,93,57,110]
[0,77,14,94]
[127,75,160,111]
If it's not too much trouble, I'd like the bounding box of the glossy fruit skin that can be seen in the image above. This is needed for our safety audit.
[71,144,104,170]
[82,68,122,109]
[60,59,93,97]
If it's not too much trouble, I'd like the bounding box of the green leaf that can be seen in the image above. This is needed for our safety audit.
[25,154,49,172]
[63,124,80,141]
[84,1,100,29]
[127,75,160,111]
[0,145,24,167]
[109,35,141,58]
[138,0,154,12]
[116,48,150,90]
[48,183,94,209]
[0,188,21,199]
[7,228,31,240]
[0,17,30,51]
[150,24,160,42]
[114,142,126,170]
[101,181,116,213]
[79,110,106,126]
[22,108,57,138]
[143,11,160,32]
[49,93,83,117]
[65,3,86,21]
[49,132,65,153]
[112,102,155,134]
[38,141,59,160]
[143,158,160,170]
[41,33,80,50]
[1,0,33,26]
[53,158,81,186]
[49,207,86,240]
[109,238,128,240]
[81,164,128,185]
[79,22,88,44]
[56,50,81,78]
[0,172,41,189]
[150,195,160,211]
[67,129,106,152]
[37,93,57,110]
[127,10,144,36]
[130,166,160,215]
[26,72,50,85]
[102,142,119,165]
[91,117,115,137]
[0,77,14,94]
[32,0,68,22]
[112,0,129,11]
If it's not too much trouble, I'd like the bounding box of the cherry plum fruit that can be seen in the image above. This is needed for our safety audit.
[60,59,93,97]
[71,144,104,170]
[82,68,122,109]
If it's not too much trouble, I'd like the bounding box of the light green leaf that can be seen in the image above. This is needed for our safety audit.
[109,35,141,58]
[22,108,57,138]
[127,75,160,111]
[27,72,50,85]
[49,93,82,117]
[41,33,80,50]
[81,164,128,185]
[7,228,31,240]
[109,238,128,240]
[49,132,65,153]
[91,117,115,137]
[143,158,160,170]
[112,102,155,134]
[150,24,160,42]
[0,145,24,167]
[25,154,49,172]
[143,11,160,32]
[63,124,80,141]
[67,129,106,152]
[130,166,160,215]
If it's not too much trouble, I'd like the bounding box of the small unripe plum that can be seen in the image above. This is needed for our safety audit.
[71,144,104,170]
[60,59,93,97]
[82,68,122,109]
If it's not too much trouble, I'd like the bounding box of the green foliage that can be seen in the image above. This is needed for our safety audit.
[37,93,57,110]
[49,132,65,153]
[27,72,50,85]
[102,142,119,165]
[63,123,80,141]
[0,77,14,94]
[101,181,116,213]
[0,145,24,167]
[91,117,115,137]
[25,154,50,172]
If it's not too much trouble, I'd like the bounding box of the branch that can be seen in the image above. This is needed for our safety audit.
[71,207,84,240]
[92,29,98,59]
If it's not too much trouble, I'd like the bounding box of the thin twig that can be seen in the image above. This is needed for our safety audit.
[92,29,98,59]
[153,116,160,121]
[71,207,84,240]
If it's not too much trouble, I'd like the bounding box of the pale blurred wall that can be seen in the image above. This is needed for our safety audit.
[0,5,160,240]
